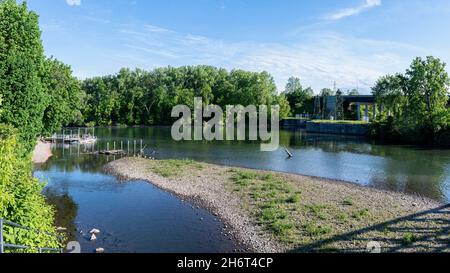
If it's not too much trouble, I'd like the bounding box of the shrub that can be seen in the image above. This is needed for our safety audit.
[0,124,61,252]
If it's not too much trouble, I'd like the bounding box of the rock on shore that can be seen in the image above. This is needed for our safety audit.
[32,140,53,164]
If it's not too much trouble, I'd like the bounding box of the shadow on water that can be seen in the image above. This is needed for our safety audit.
[44,189,79,242]
[36,142,241,253]
[290,204,450,253]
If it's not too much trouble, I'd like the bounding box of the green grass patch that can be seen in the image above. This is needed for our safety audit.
[304,223,332,237]
[352,208,371,220]
[342,197,354,206]
[305,204,329,220]
[260,207,288,222]
[151,159,203,177]
[229,169,300,241]
[270,220,294,236]
[336,212,349,221]
[286,194,301,204]
[403,233,418,245]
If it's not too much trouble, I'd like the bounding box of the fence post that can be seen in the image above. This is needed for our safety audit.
[0,219,4,253]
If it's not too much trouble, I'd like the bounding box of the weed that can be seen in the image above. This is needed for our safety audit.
[403,233,418,245]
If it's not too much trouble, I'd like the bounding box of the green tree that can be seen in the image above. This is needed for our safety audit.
[372,74,405,118]
[81,66,287,125]
[320,88,334,97]
[347,89,360,96]
[41,58,84,135]
[276,94,291,119]
[283,77,314,115]
[372,56,450,143]
[403,56,450,137]
[0,0,48,151]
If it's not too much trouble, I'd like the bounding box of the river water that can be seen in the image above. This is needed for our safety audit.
[34,126,450,252]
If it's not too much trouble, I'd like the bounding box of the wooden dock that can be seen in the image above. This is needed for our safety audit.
[45,128,97,144]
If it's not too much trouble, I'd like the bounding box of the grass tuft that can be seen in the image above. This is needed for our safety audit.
[151,159,203,177]
[403,233,418,245]
[343,197,354,206]
[304,223,332,237]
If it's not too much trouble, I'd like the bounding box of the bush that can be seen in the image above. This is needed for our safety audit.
[0,124,61,252]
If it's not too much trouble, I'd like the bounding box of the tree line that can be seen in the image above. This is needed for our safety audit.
[371,56,450,145]
[81,66,291,126]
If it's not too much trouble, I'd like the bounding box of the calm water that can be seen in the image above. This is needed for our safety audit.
[35,153,239,253]
[34,126,450,252]
[92,126,450,201]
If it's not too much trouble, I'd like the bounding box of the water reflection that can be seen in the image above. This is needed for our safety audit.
[44,189,78,242]
[69,126,450,202]
[36,142,239,253]
[35,126,450,252]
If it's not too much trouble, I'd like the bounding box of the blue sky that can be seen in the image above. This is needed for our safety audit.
[27,0,450,93]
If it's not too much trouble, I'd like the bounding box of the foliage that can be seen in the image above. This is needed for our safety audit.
[282,77,314,115]
[0,124,61,252]
[335,89,344,120]
[372,56,450,144]
[0,0,83,147]
[82,66,290,125]
[275,94,291,119]
[0,0,75,251]
[0,0,47,152]
[347,89,360,96]
[41,58,85,135]
[320,88,334,97]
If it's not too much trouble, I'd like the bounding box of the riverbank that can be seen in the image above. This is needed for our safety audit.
[32,140,53,164]
[105,158,448,253]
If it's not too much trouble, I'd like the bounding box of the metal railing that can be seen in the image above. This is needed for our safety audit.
[0,219,64,253]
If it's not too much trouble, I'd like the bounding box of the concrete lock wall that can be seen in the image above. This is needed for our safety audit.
[306,122,369,136]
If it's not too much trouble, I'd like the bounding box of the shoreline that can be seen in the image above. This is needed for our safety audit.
[104,157,448,253]
[32,140,53,165]
[105,158,282,252]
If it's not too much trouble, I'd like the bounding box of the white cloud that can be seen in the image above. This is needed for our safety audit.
[326,0,381,21]
[115,24,426,93]
[144,25,171,33]
[66,0,81,6]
